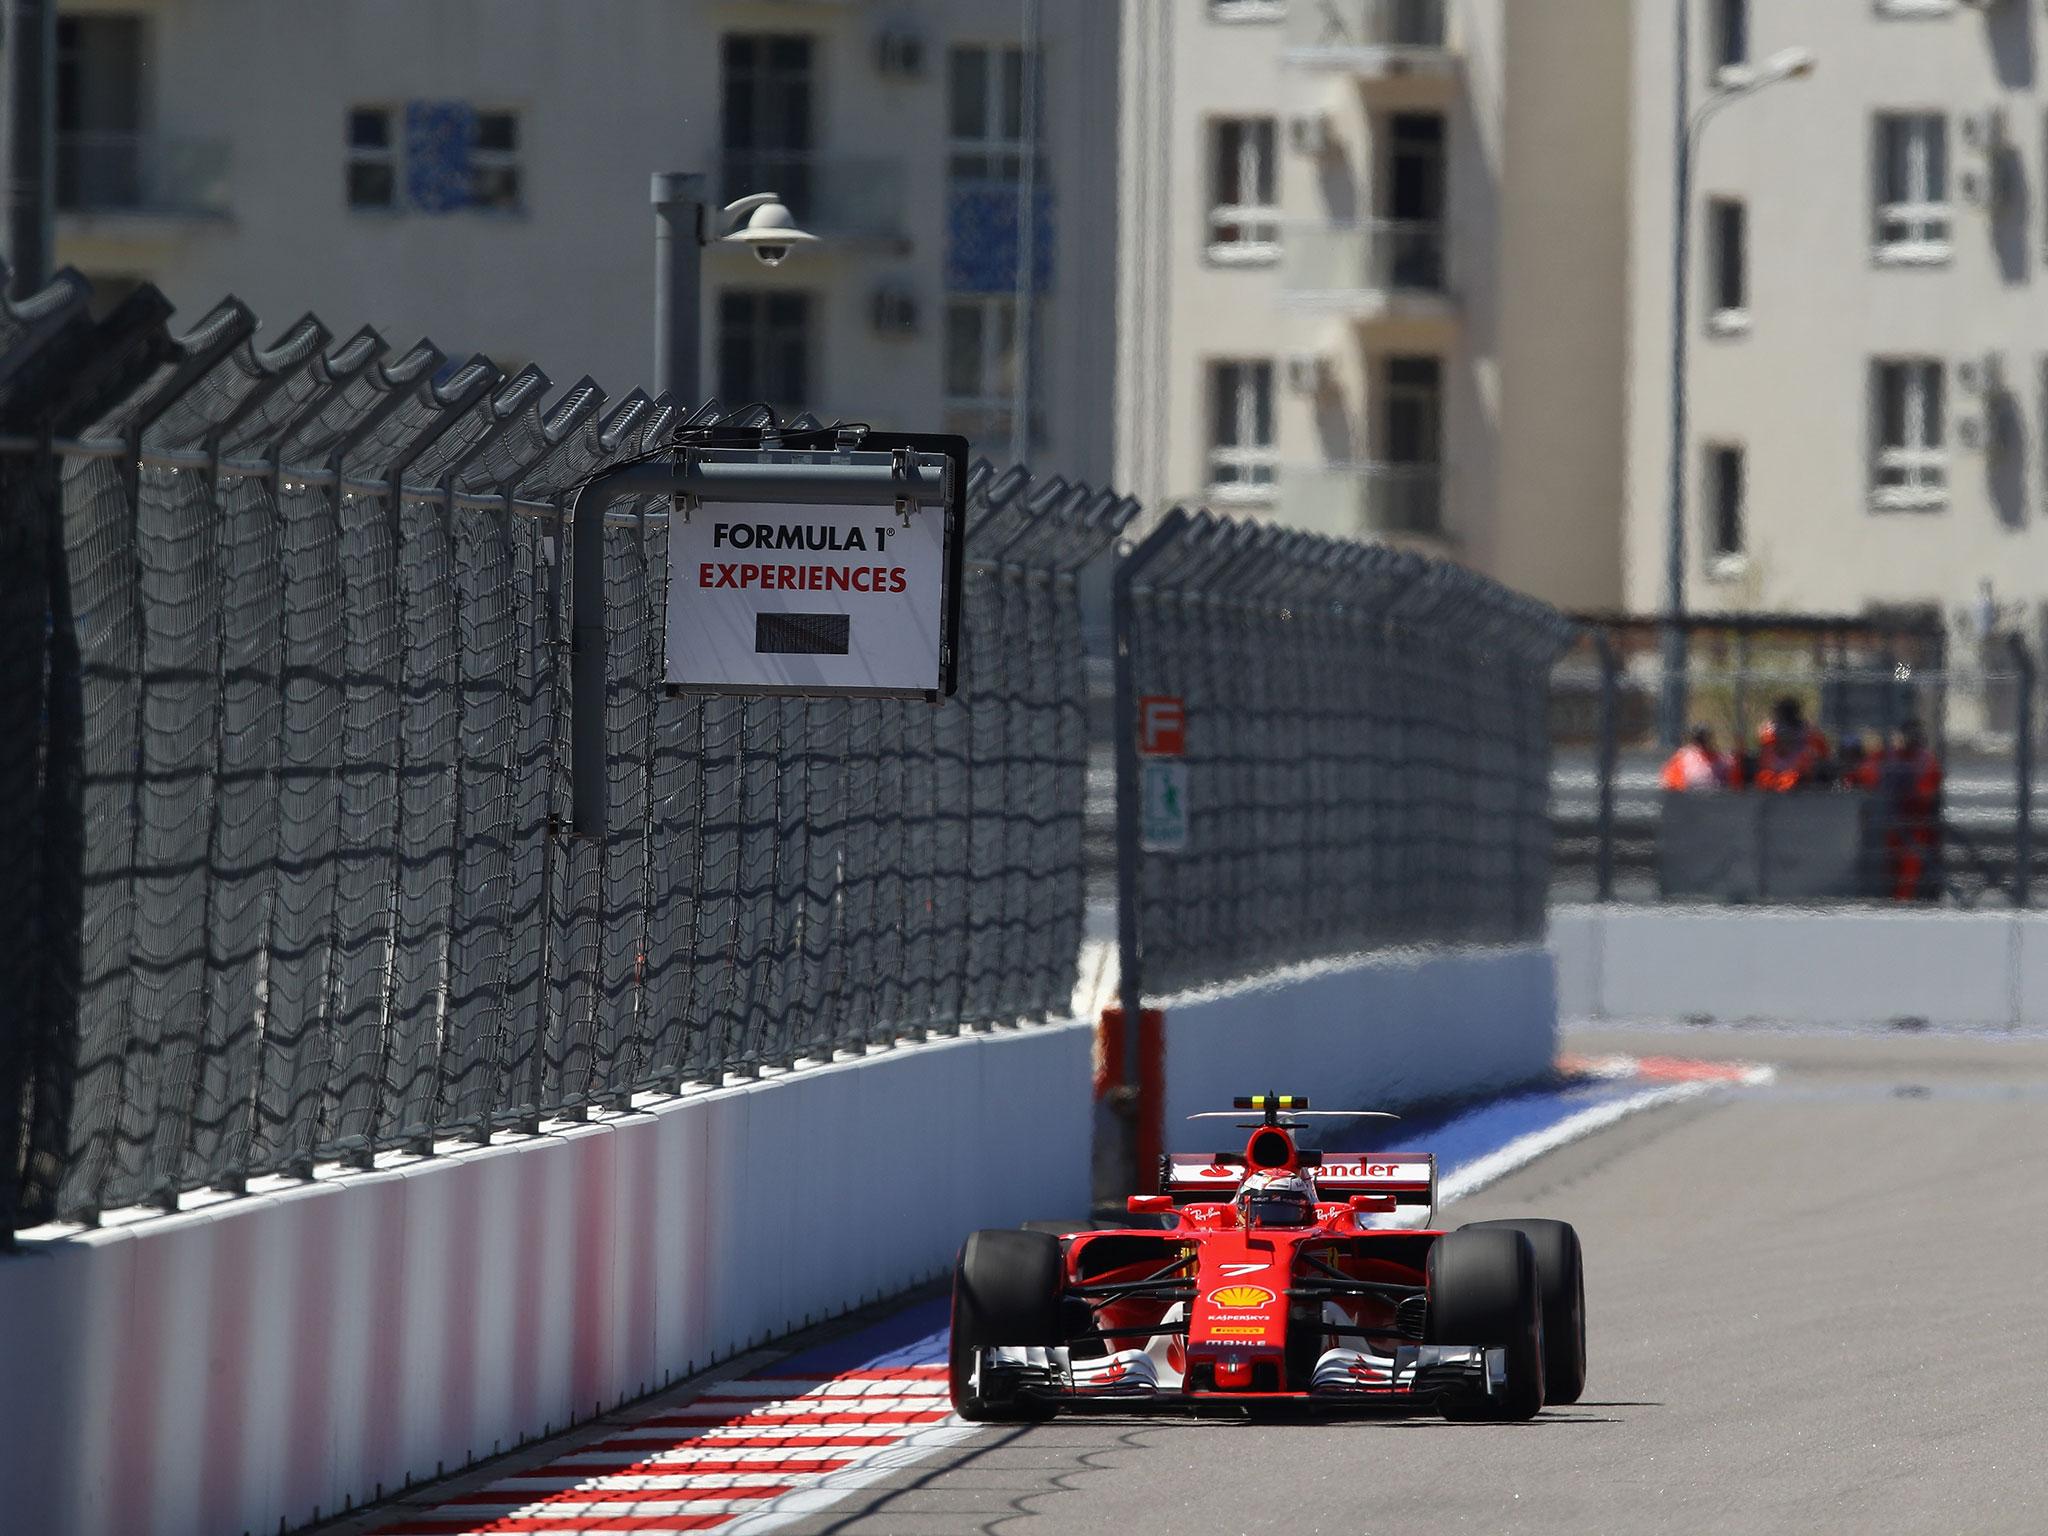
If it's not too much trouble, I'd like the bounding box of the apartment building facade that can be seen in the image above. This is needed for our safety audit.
[43,0,1120,483]
[1113,0,1633,612]
[1626,0,2048,658]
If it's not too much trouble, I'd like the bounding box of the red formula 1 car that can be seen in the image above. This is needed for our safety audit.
[949,1095,1586,1421]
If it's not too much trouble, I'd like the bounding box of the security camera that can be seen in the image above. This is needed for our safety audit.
[718,195,818,267]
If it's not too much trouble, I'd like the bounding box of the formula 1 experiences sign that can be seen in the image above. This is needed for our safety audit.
[667,499,947,694]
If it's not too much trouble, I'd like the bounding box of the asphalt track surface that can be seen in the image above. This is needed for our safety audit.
[329,1028,2048,1536]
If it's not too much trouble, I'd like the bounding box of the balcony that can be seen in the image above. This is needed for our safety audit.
[1281,219,1453,321]
[718,153,908,250]
[1283,0,1454,80]
[1283,462,1444,541]
[55,132,231,218]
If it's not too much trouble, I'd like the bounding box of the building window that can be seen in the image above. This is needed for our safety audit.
[1378,354,1443,533]
[1707,198,1747,331]
[1871,359,1947,510]
[54,15,143,211]
[943,295,1037,446]
[1207,360,1276,501]
[1208,118,1279,261]
[948,44,1042,181]
[719,290,812,414]
[346,107,397,209]
[1704,445,1745,565]
[1875,113,1950,261]
[1712,0,1748,73]
[722,34,815,218]
[469,110,521,211]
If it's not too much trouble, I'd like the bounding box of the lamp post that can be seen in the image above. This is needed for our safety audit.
[649,174,817,403]
[1658,19,1816,747]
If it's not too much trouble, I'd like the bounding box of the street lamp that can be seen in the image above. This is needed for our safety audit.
[1658,29,1817,748]
[650,173,818,403]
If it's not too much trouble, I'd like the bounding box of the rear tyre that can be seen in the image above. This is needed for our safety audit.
[1426,1227,1545,1422]
[1461,1218,1587,1404]
[949,1229,1063,1422]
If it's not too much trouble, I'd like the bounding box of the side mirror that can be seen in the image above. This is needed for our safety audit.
[1348,1192,1397,1214]
[1127,1194,1174,1215]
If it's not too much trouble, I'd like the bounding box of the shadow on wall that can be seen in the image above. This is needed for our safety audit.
[1315,374,1357,460]
[1990,391,2029,530]
[1986,0,2035,89]
[1318,134,1360,225]
[1992,142,2030,288]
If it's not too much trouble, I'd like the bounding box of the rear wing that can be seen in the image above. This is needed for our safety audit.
[1314,1153,1437,1224]
[1162,1152,1437,1226]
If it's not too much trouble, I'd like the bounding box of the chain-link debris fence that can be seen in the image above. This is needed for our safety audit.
[1,274,1133,1229]
[1554,616,2041,906]
[1115,509,1576,999]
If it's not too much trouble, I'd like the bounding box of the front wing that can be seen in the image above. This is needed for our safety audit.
[972,1341,1506,1411]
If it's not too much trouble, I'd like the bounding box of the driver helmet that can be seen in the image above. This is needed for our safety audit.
[1237,1170,1316,1228]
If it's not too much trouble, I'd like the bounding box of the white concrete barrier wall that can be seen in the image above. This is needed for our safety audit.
[1159,945,1560,1132]
[0,943,1562,1536]
[1552,905,2048,1030]
[0,1023,1092,1536]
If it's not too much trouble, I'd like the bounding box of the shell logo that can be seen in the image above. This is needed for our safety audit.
[1207,1285,1276,1309]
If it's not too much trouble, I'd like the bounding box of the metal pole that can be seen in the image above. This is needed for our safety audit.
[1594,632,1620,903]
[1098,508,1185,1209]
[1009,0,1041,469]
[651,172,706,403]
[1658,0,1692,750]
[6,0,55,297]
[2010,635,2034,909]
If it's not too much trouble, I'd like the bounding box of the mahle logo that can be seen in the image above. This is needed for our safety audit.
[1207,1285,1276,1309]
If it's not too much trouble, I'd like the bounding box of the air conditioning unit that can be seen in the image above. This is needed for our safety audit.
[1288,112,1334,157]
[870,281,918,335]
[1284,351,1330,393]
[875,23,925,77]
[1955,352,2007,452]
[1957,409,1998,452]
[1955,351,2004,398]
[1957,107,2009,209]
[1958,106,2007,152]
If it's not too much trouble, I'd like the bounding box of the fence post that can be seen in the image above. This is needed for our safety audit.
[2010,635,2035,909]
[1099,508,1185,1209]
[1593,631,1620,903]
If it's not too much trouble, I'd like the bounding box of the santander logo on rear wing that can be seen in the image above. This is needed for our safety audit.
[1164,1152,1437,1226]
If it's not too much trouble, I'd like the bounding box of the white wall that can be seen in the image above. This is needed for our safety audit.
[1553,905,2048,1031]
[0,1022,1091,1536]
[1160,944,1559,1131]
[0,937,1565,1536]
[1623,0,2048,625]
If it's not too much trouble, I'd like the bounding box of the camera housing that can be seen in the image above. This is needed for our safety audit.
[720,197,817,267]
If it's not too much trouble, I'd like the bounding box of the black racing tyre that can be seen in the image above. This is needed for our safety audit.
[1461,1218,1587,1405]
[1426,1226,1545,1422]
[949,1229,1063,1422]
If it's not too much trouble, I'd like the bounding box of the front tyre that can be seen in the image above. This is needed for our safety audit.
[949,1229,1063,1422]
[1461,1218,1587,1404]
[1426,1226,1545,1422]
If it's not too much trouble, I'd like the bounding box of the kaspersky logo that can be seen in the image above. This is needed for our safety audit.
[1207,1285,1276,1309]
